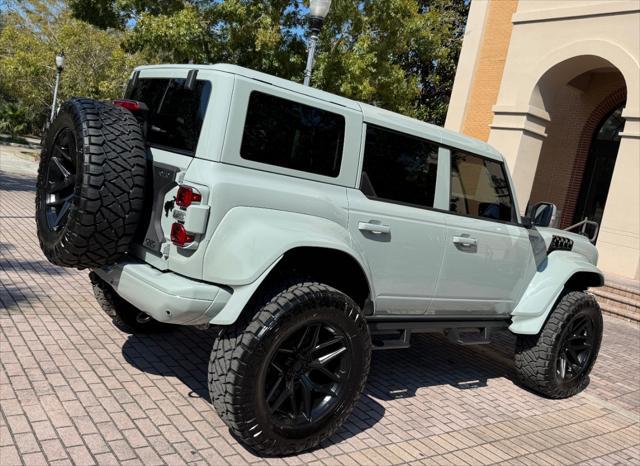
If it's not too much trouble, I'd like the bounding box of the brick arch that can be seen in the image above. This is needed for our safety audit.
[560,87,627,228]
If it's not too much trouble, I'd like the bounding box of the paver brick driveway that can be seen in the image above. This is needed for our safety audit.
[1,152,639,465]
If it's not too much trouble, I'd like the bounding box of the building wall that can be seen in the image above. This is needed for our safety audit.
[446,0,640,280]
[453,0,518,140]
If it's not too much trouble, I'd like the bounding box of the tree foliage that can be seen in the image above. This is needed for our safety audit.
[70,0,468,124]
[0,0,144,133]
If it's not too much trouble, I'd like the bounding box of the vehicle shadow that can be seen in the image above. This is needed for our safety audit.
[0,171,37,192]
[121,326,518,450]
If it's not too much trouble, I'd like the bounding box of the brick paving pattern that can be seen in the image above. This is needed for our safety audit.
[1,155,639,465]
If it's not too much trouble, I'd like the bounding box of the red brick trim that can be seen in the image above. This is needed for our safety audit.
[560,88,627,228]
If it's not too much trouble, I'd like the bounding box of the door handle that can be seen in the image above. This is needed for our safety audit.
[358,221,391,235]
[452,236,477,247]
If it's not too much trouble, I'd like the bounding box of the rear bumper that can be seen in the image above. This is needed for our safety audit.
[94,259,232,325]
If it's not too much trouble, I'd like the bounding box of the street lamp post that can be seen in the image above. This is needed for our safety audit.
[303,0,331,86]
[50,51,65,123]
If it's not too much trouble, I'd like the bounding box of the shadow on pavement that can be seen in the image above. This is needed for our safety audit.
[121,326,517,449]
[0,255,74,277]
[0,283,39,310]
[0,171,37,192]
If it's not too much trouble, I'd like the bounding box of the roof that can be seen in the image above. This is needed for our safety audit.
[134,63,504,162]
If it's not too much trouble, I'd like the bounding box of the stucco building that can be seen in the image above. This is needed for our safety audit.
[446,0,640,281]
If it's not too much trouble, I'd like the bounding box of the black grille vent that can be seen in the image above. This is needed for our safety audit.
[548,235,574,253]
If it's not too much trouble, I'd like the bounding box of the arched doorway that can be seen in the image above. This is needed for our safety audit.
[527,66,627,234]
[572,105,625,237]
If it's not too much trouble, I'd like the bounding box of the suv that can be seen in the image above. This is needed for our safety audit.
[36,64,604,456]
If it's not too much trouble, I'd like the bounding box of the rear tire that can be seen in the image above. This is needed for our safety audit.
[36,98,146,269]
[89,272,170,334]
[208,282,371,456]
[514,291,603,398]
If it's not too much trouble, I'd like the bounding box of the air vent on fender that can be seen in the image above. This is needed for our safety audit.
[548,235,574,254]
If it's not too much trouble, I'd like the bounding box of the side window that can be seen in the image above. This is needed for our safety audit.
[450,151,515,222]
[240,91,345,177]
[360,125,439,208]
[128,78,211,155]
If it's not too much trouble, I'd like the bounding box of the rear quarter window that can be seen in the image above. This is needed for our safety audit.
[240,91,345,178]
[127,78,211,155]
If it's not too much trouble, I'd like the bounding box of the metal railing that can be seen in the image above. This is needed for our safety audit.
[564,217,599,243]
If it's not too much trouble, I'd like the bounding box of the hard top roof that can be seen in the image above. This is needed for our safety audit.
[134,63,504,162]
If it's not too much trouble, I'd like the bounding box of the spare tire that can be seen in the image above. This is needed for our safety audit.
[36,98,146,269]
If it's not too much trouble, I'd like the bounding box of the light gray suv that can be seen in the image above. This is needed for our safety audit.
[36,64,604,456]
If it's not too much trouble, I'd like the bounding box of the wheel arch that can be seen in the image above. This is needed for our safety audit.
[509,251,604,335]
[267,246,372,309]
[209,246,374,326]
[564,271,605,291]
[205,207,376,325]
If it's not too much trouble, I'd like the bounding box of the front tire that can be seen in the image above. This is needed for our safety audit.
[515,291,603,398]
[208,282,371,456]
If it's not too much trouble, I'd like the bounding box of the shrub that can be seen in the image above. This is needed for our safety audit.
[0,101,31,138]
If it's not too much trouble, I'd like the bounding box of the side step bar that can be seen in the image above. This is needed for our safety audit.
[367,318,510,350]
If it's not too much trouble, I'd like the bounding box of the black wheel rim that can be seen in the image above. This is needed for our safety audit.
[43,128,77,232]
[264,321,351,429]
[556,314,595,383]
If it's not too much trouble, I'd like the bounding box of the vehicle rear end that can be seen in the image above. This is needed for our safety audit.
[36,63,360,328]
[93,66,237,326]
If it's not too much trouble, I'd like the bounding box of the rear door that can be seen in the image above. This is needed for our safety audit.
[347,125,448,315]
[124,69,216,270]
[433,150,533,317]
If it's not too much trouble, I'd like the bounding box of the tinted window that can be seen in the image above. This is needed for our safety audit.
[127,78,211,154]
[240,92,345,177]
[450,151,515,222]
[360,125,439,208]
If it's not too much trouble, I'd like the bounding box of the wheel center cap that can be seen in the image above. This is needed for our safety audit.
[292,360,305,375]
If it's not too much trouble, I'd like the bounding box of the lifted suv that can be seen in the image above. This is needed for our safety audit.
[36,64,604,456]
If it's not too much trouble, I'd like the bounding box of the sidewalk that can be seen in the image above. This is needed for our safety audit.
[1,155,639,465]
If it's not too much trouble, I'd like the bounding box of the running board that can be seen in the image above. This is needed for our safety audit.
[446,327,492,345]
[367,318,509,350]
[370,329,411,350]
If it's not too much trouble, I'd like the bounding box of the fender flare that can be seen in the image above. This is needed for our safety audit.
[509,251,604,335]
[203,207,374,324]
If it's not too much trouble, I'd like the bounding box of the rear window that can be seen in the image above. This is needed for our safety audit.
[127,78,211,155]
[240,91,345,178]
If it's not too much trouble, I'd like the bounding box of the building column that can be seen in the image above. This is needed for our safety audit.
[487,105,550,211]
[596,110,640,280]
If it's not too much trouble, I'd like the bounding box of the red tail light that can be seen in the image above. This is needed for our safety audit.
[112,99,145,112]
[176,186,202,208]
[171,223,194,246]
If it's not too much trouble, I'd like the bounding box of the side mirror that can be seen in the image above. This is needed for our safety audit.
[526,202,558,228]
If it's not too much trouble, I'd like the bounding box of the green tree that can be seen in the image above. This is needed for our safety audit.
[0,0,144,134]
[69,0,468,125]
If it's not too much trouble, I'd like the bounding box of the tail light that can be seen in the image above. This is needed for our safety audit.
[175,186,202,208]
[170,223,194,247]
[112,99,148,112]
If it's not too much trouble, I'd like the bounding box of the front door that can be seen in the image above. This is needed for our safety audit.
[348,125,448,315]
[433,150,534,317]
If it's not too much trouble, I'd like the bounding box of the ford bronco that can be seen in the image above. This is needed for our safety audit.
[36,64,604,456]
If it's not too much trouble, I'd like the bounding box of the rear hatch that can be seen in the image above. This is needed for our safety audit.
[121,72,212,269]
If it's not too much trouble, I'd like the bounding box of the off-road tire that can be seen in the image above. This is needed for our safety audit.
[208,282,371,456]
[514,291,603,398]
[36,98,146,269]
[89,272,169,333]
